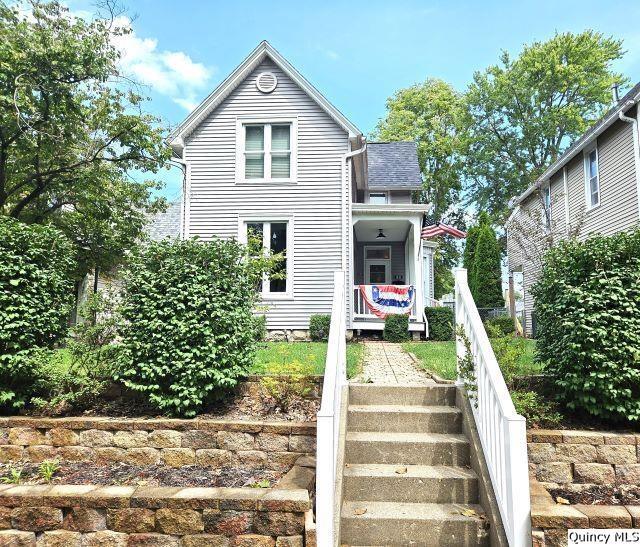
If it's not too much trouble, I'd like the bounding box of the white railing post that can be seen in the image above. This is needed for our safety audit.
[454,268,531,547]
[316,270,347,547]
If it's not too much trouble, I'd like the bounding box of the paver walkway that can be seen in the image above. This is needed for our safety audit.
[354,341,435,384]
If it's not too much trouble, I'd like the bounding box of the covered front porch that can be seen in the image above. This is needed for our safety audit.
[350,205,434,332]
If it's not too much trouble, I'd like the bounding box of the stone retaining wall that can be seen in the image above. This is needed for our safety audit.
[528,429,640,486]
[0,480,313,546]
[0,417,316,472]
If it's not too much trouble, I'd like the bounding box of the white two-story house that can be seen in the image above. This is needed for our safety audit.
[168,41,436,338]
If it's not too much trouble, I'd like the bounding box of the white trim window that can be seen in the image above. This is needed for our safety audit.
[364,245,392,284]
[584,146,600,209]
[236,119,297,183]
[542,183,551,229]
[367,191,389,205]
[240,218,293,299]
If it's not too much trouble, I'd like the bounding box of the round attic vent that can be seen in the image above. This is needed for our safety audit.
[256,71,277,93]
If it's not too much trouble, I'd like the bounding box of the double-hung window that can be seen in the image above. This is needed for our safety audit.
[542,184,551,229]
[239,120,296,182]
[244,220,291,297]
[585,147,600,209]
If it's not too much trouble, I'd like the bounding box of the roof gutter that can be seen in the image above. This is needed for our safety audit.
[618,105,640,222]
[510,92,640,207]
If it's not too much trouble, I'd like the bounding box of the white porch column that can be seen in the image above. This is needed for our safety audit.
[412,218,423,317]
[422,240,437,304]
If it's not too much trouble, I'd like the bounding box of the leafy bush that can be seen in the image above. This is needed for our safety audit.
[485,315,514,336]
[470,223,504,308]
[0,218,75,410]
[260,360,315,411]
[384,314,409,342]
[511,390,563,428]
[252,314,267,343]
[309,314,331,341]
[425,307,454,341]
[116,238,274,417]
[533,231,640,421]
[486,324,526,385]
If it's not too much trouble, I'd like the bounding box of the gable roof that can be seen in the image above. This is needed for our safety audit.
[366,142,422,190]
[168,41,361,154]
[147,200,182,241]
[512,81,640,207]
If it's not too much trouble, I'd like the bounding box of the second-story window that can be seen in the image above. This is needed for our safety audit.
[243,122,292,182]
[542,184,551,228]
[369,192,388,204]
[585,147,600,208]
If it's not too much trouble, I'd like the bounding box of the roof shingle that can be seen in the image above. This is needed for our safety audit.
[147,200,182,241]
[366,141,422,189]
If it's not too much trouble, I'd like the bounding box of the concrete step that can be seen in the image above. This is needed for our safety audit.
[349,384,456,407]
[345,431,469,466]
[340,500,489,546]
[348,404,462,433]
[343,463,478,504]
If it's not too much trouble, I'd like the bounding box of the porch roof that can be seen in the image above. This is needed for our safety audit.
[352,204,428,216]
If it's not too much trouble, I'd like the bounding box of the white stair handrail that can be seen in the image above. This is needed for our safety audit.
[316,270,347,547]
[454,268,531,547]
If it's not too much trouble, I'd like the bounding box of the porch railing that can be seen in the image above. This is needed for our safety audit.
[316,271,347,546]
[454,268,531,547]
[352,285,417,318]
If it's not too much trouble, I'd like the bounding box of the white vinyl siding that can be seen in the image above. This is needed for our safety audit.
[184,58,349,330]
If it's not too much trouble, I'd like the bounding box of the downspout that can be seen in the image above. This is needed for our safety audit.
[341,139,367,271]
[618,103,640,222]
[170,154,188,239]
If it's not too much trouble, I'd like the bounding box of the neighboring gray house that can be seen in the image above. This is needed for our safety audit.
[168,41,435,336]
[507,83,640,335]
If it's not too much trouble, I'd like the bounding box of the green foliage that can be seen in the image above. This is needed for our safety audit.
[38,460,60,483]
[250,479,271,488]
[485,315,515,337]
[511,390,563,428]
[424,307,454,341]
[252,315,267,343]
[456,326,477,405]
[1,467,23,485]
[259,360,315,411]
[116,238,275,417]
[464,31,625,221]
[463,212,490,271]
[371,79,466,297]
[383,315,410,342]
[309,314,331,342]
[533,231,640,422]
[0,218,75,410]
[0,2,169,274]
[486,325,526,385]
[470,223,504,308]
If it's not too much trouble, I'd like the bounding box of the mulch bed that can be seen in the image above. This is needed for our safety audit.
[0,462,284,489]
[549,485,640,506]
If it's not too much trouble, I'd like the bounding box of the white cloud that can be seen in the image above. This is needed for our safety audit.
[111,16,214,111]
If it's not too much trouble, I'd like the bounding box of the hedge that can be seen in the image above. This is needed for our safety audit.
[383,314,410,342]
[309,314,331,341]
[116,238,266,417]
[424,307,454,341]
[533,230,640,422]
[0,217,75,409]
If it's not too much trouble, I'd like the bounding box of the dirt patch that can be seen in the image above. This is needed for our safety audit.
[0,462,284,489]
[549,485,640,506]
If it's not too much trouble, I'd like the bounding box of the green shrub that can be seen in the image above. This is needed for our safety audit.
[533,231,640,421]
[116,238,273,417]
[425,307,454,341]
[252,315,267,343]
[485,315,515,337]
[486,324,526,385]
[470,223,504,308]
[309,314,331,341]
[511,390,563,428]
[0,218,75,410]
[383,314,409,342]
[259,360,315,411]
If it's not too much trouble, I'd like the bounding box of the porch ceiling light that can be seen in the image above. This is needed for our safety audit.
[376,228,386,239]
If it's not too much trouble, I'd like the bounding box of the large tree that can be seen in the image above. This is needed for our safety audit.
[0,1,170,276]
[464,31,625,222]
[372,79,467,296]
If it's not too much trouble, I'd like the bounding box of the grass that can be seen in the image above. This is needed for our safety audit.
[403,339,538,381]
[253,341,364,379]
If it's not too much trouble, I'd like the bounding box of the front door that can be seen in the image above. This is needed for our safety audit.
[365,261,390,284]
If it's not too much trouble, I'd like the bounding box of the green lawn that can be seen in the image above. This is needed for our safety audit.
[403,339,538,381]
[253,341,364,379]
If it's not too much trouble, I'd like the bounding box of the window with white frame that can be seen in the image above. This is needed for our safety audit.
[585,147,600,208]
[542,183,551,228]
[368,192,388,205]
[245,220,290,296]
[240,122,294,182]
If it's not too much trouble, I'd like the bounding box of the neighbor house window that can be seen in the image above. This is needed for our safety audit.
[239,121,296,182]
[585,147,600,208]
[368,192,388,204]
[542,184,551,229]
[245,220,291,296]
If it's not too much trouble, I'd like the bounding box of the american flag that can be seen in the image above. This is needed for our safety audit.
[421,222,467,239]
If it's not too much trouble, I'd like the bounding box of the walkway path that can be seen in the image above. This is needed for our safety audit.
[354,341,435,385]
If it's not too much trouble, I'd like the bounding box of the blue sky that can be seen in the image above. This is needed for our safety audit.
[69,0,640,199]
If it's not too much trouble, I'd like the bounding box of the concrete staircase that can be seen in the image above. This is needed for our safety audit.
[339,384,490,546]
